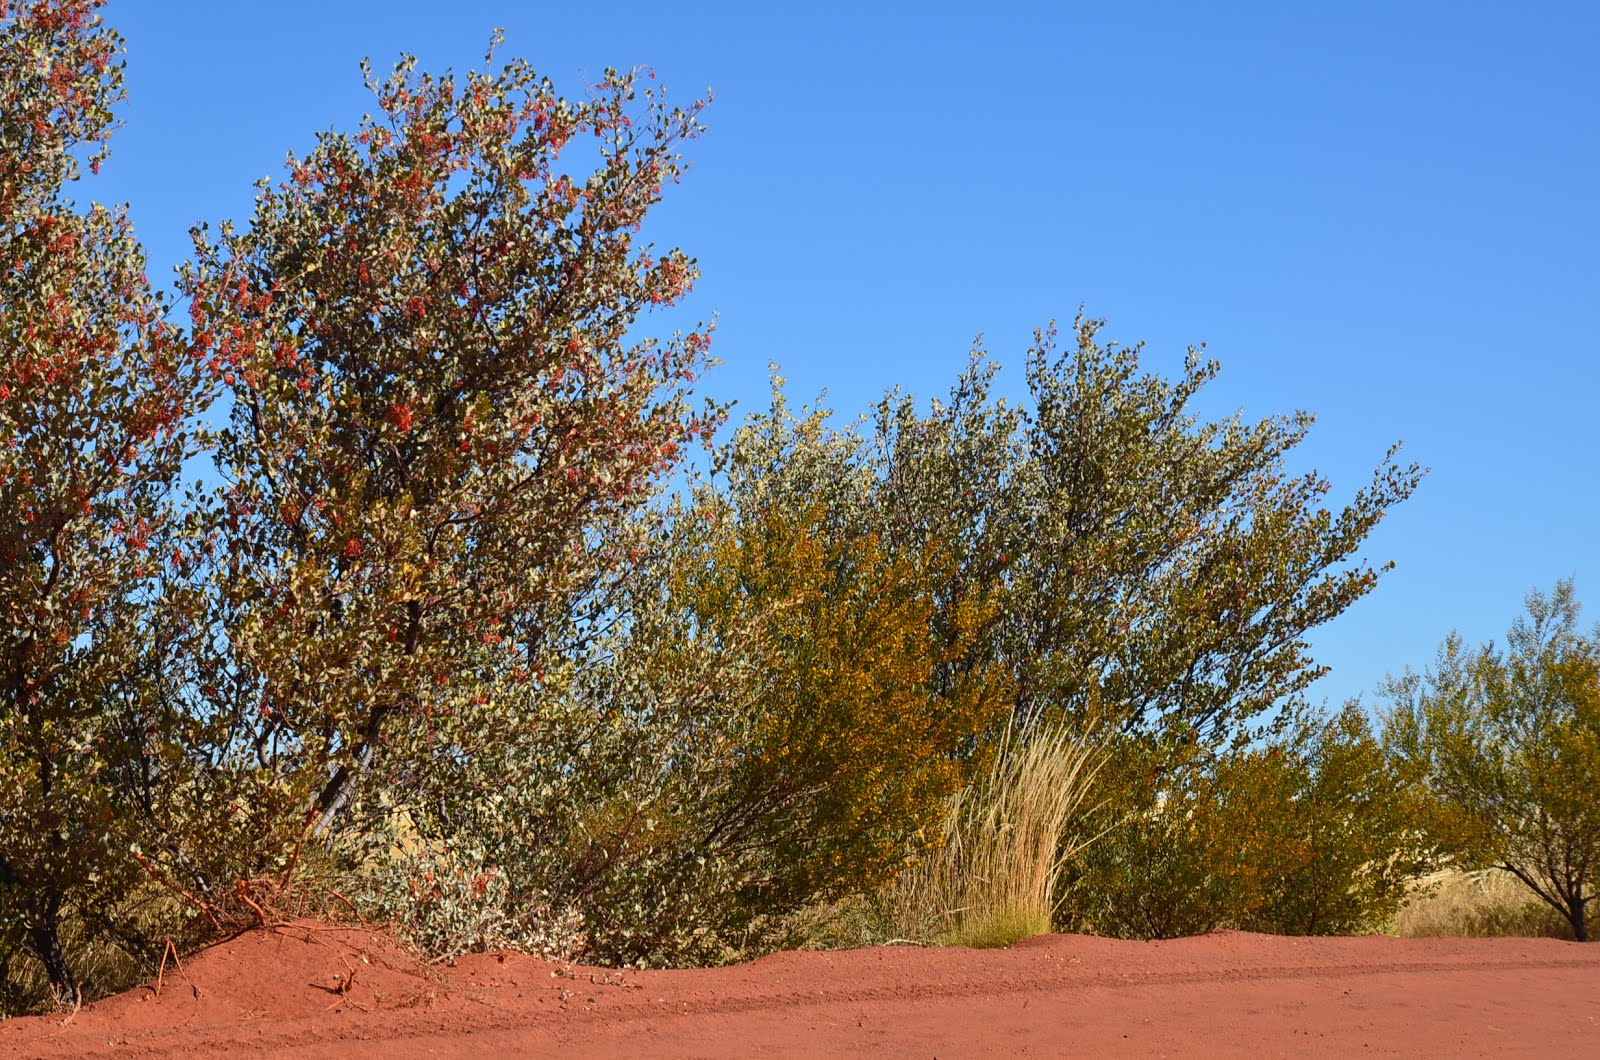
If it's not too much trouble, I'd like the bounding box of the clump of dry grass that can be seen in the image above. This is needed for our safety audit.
[1393,868,1578,940]
[882,720,1103,949]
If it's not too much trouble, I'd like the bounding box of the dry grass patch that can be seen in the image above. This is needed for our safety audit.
[1394,869,1580,940]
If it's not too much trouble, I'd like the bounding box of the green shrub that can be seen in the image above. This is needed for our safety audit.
[1063,736,1278,939]
[1063,706,1431,940]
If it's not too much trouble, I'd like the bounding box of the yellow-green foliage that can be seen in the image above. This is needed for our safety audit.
[1065,705,1430,940]
[1384,581,1600,942]
[371,499,1013,969]
[684,502,1010,910]
[1064,735,1285,939]
[1245,705,1434,935]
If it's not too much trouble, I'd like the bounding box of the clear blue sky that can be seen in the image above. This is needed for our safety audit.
[88,1,1597,708]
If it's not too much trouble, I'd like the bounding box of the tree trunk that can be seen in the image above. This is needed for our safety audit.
[312,704,392,836]
[27,905,79,1006]
[312,603,417,835]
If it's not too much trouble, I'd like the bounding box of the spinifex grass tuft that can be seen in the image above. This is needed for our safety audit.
[887,720,1102,948]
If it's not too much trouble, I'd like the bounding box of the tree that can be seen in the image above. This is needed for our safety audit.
[999,320,1420,744]
[1385,581,1600,941]
[725,317,1423,750]
[0,0,216,1002]
[178,41,719,864]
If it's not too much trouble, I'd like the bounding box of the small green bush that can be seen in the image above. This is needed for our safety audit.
[1063,705,1431,940]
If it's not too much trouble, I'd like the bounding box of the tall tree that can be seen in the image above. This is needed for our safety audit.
[0,0,216,1002]
[725,317,1423,748]
[181,41,720,844]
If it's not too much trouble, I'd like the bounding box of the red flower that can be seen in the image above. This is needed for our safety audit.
[386,403,415,433]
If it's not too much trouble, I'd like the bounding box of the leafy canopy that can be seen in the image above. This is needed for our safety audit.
[179,40,720,846]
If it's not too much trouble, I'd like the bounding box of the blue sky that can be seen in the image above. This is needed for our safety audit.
[87,1,1597,708]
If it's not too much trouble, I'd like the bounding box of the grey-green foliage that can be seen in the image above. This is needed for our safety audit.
[1383,581,1600,941]
[725,315,1423,748]
[337,504,780,967]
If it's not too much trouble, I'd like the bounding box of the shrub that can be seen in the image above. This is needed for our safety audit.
[338,501,1008,967]
[1244,704,1434,935]
[1063,736,1286,939]
[349,836,586,962]
[675,502,1010,914]
[1063,705,1430,940]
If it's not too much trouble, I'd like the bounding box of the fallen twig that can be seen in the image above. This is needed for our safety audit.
[151,939,200,1001]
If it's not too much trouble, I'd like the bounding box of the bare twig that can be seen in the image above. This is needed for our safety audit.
[130,850,223,932]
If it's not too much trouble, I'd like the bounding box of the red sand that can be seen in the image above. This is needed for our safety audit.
[2,921,1596,1057]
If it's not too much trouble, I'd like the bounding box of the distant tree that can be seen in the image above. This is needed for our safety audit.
[0,0,216,1002]
[179,41,719,859]
[1385,581,1600,941]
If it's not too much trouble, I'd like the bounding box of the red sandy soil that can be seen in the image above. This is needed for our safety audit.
[2,920,1596,1057]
